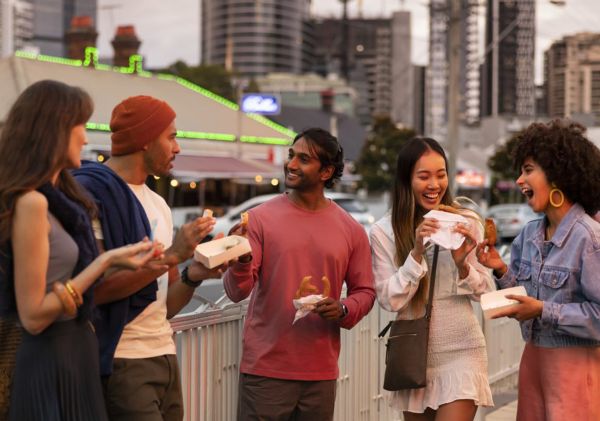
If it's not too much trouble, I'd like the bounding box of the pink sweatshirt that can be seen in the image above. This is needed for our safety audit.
[224,194,375,381]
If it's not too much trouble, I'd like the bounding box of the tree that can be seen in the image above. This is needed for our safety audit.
[355,116,416,192]
[487,133,521,204]
[159,61,237,102]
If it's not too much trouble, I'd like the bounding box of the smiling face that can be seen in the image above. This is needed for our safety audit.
[65,123,88,169]
[516,157,552,213]
[143,120,180,177]
[284,137,333,192]
[411,149,448,211]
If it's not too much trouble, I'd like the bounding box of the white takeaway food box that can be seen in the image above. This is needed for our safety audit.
[480,286,527,319]
[193,235,251,269]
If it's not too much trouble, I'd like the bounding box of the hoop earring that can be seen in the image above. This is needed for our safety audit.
[549,183,564,208]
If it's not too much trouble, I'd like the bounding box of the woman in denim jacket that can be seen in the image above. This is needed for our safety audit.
[477,119,600,421]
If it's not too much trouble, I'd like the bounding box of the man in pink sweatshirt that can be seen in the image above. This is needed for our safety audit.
[224,128,375,420]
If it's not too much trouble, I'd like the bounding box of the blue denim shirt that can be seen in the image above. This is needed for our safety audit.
[497,203,600,348]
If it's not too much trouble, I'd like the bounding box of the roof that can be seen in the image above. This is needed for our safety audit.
[268,105,367,162]
[0,48,295,161]
[173,155,282,180]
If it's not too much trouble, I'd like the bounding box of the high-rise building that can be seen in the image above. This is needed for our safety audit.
[312,17,386,125]
[390,11,413,128]
[312,12,413,127]
[426,0,480,141]
[480,0,535,118]
[29,0,96,57]
[544,32,600,122]
[201,0,313,78]
[1,0,34,57]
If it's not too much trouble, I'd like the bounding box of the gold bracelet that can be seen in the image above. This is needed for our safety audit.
[65,281,83,307]
[52,282,77,317]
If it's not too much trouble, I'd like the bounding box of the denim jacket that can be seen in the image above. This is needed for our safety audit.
[497,203,600,348]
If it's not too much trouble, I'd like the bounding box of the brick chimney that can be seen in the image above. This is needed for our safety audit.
[111,25,141,67]
[64,16,97,61]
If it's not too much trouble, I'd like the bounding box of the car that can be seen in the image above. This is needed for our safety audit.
[486,203,542,243]
[207,192,375,240]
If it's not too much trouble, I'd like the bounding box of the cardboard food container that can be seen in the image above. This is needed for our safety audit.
[480,286,527,319]
[193,235,251,269]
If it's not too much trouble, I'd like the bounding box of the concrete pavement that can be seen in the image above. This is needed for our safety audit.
[485,399,518,421]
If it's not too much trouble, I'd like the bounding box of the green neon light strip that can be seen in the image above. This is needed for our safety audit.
[176,131,236,141]
[86,122,234,142]
[17,47,295,139]
[241,136,292,146]
[174,77,239,111]
[247,114,296,138]
[16,50,82,66]
[85,122,111,131]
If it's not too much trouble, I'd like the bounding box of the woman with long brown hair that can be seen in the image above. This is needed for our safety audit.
[0,80,160,420]
[370,137,494,421]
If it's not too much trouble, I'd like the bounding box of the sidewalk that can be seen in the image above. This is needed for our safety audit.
[482,390,518,421]
[485,400,518,421]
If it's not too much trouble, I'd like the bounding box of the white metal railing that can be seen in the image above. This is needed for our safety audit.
[171,297,524,421]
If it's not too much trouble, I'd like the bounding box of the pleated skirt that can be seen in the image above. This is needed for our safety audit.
[9,318,108,421]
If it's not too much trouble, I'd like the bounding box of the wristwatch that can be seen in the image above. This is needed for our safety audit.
[340,302,349,319]
[181,266,203,288]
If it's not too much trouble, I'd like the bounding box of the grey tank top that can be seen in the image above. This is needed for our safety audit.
[45,213,79,294]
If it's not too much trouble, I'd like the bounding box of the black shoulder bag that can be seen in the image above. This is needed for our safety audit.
[378,245,439,391]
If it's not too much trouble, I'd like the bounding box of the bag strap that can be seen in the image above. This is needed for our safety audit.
[424,245,440,320]
[378,321,393,338]
[378,244,440,337]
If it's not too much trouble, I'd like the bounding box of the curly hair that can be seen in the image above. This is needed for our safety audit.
[293,128,344,188]
[512,118,600,215]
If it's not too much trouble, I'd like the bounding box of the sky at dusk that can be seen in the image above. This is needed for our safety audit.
[96,0,600,83]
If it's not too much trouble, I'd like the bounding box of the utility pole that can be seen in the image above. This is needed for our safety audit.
[339,0,350,81]
[447,0,461,193]
[491,0,499,116]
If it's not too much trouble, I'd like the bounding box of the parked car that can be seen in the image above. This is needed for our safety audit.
[486,203,542,243]
[207,193,375,240]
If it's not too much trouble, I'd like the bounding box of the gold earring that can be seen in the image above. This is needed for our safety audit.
[549,183,564,208]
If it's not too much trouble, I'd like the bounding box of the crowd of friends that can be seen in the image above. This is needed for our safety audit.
[0,79,599,421]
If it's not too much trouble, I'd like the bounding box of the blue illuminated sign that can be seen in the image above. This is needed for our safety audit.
[241,93,281,115]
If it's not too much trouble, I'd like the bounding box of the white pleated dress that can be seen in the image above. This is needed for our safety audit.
[369,214,494,413]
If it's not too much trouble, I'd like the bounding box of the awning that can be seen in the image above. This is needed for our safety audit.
[172,155,283,180]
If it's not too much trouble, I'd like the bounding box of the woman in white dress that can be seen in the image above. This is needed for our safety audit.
[370,137,494,421]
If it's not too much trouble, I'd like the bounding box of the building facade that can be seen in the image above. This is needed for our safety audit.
[426,0,480,141]
[480,0,535,118]
[312,13,414,128]
[544,32,600,122]
[1,0,33,57]
[29,0,96,57]
[201,0,313,78]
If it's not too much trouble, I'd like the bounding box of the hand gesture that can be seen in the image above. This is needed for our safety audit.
[186,260,228,285]
[313,297,345,320]
[475,239,506,273]
[412,218,439,261]
[105,238,164,271]
[228,222,248,237]
[491,295,543,321]
[451,223,477,273]
[169,215,216,262]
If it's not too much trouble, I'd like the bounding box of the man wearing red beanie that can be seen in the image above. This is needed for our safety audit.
[74,95,221,421]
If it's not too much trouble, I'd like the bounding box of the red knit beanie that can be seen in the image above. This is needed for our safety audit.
[110,95,176,156]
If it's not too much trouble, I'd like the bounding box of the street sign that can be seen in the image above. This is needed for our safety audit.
[240,93,281,115]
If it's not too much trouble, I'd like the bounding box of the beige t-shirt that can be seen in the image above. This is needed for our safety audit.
[113,183,176,359]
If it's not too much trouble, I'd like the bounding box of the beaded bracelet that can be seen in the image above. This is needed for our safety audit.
[65,281,83,307]
[52,282,77,317]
